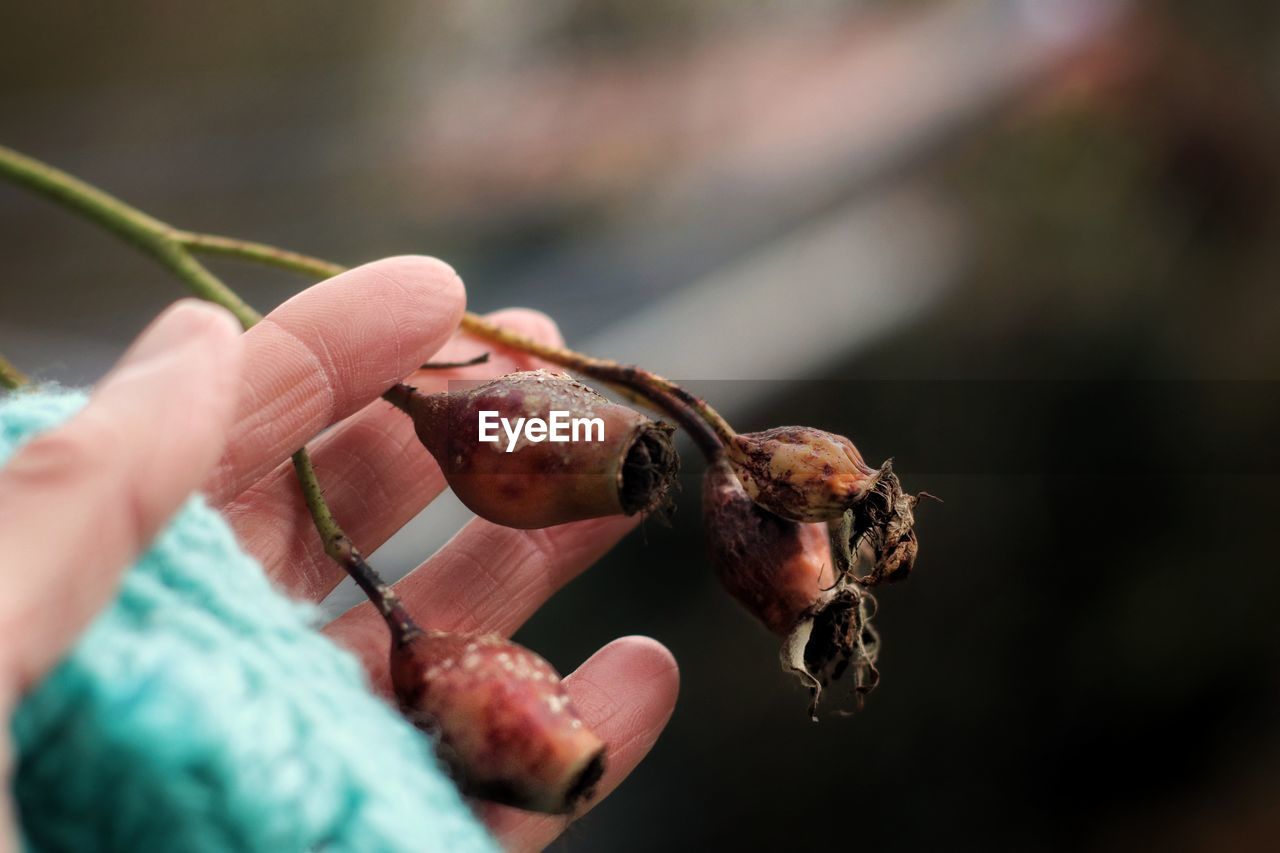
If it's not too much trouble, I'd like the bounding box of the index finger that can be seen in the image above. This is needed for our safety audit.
[204,256,465,506]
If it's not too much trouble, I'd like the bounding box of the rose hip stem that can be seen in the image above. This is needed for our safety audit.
[0,146,260,329]
[0,144,413,640]
[292,451,420,644]
[149,231,741,450]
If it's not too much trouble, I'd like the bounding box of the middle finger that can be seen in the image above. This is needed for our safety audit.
[325,511,639,690]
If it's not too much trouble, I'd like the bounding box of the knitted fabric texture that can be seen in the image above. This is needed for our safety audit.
[3,390,497,853]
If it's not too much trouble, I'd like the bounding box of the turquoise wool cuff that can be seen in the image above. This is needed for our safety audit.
[2,389,495,853]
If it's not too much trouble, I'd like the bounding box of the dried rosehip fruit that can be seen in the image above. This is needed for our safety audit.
[703,458,880,718]
[726,426,881,523]
[391,629,606,814]
[703,457,833,635]
[386,371,677,528]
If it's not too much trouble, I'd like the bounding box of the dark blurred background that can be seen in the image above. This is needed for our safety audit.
[3,1,1279,850]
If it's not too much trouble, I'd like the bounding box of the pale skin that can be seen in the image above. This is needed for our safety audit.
[0,257,680,853]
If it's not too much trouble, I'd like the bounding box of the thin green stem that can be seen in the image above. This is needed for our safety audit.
[0,145,261,330]
[180,232,345,280]
[0,350,29,390]
[291,451,420,642]
[0,144,409,631]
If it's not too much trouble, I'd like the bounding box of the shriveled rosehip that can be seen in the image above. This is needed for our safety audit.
[703,457,880,718]
[386,371,677,528]
[726,426,881,523]
[391,629,605,814]
[703,457,833,635]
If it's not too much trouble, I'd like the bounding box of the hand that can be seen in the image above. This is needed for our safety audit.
[0,257,679,853]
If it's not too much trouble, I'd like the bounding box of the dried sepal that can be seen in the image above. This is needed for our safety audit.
[780,585,881,720]
[830,462,926,587]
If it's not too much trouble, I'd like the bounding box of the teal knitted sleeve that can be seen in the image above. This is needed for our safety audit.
[2,390,498,853]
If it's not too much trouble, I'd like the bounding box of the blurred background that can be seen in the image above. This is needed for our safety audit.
[3,0,1280,850]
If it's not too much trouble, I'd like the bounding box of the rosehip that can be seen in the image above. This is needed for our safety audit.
[726,426,881,523]
[702,457,833,635]
[703,457,880,718]
[387,371,678,528]
[391,629,605,814]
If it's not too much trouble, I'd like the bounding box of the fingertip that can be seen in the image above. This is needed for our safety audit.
[344,256,467,372]
[476,308,565,373]
[362,255,466,315]
[567,635,680,725]
[593,635,681,700]
[97,300,247,495]
[168,298,244,341]
[95,301,245,444]
[382,253,462,285]
[115,298,242,370]
[482,307,564,348]
[607,635,679,670]
[167,302,244,421]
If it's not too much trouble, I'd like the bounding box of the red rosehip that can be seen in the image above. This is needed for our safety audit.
[702,457,833,635]
[387,371,677,529]
[391,630,605,814]
[703,457,881,718]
